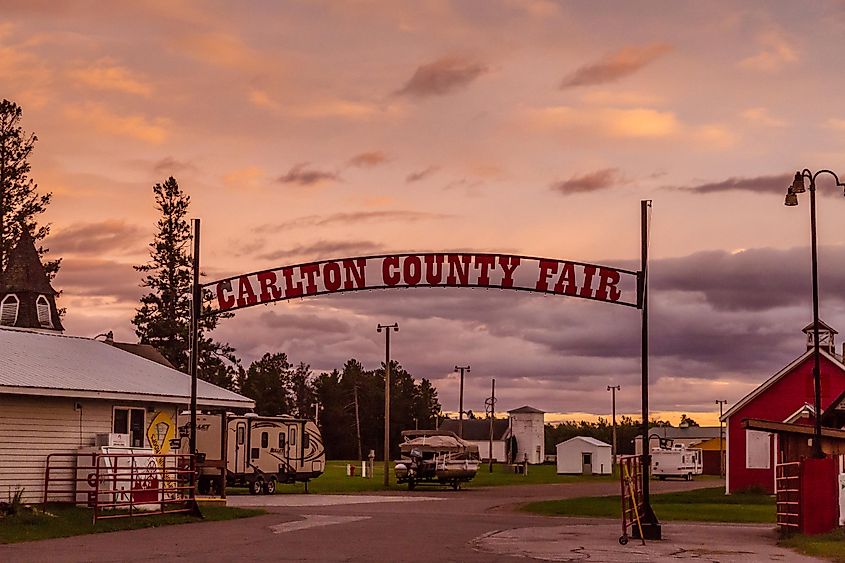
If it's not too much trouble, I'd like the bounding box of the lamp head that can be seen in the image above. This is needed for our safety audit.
[784,188,799,207]
[791,171,806,194]
[377,326,382,333]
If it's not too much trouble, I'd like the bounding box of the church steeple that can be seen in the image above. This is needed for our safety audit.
[0,229,63,331]
[802,320,836,355]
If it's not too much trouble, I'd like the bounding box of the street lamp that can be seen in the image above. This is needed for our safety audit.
[377,323,399,486]
[607,385,620,467]
[716,400,727,477]
[784,168,845,458]
[455,365,470,438]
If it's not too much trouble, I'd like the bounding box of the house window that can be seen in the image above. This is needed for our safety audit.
[36,295,52,328]
[745,429,771,469]
[113,407,147,448]
[0,294,19,326]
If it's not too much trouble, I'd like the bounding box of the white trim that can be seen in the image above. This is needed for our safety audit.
[0,294,19,326]
[35,295,52,328]
[112,405,147,447]
[783,403,815,423]
[721,348,845,421]
[725,421,730,494]
[0,385,253,409]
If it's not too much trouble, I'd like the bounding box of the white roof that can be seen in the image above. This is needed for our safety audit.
[721,347,845,421]
[0,327,254,409]
[557,436,611,448]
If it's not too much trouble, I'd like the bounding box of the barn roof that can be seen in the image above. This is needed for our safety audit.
[439,418,510,441]
[507,405,545,414]
[557,436,611,448]
[721,347,845,422]
[0,327,253,409]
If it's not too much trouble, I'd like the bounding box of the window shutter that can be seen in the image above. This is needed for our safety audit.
[0,295,19,326]
[36,295,53,328]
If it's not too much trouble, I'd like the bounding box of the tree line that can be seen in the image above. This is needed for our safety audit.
[544,414,698,455]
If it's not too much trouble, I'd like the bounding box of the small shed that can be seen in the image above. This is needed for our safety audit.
[556,436,612,475]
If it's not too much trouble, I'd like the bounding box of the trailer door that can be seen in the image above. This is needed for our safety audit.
[233,421,247,474]
[288,424,298,471]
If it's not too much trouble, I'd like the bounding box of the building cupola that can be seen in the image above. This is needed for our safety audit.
[802,320,836,355]
[0,228,63,331]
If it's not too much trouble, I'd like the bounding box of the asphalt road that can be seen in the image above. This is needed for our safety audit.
[0,478,822,562]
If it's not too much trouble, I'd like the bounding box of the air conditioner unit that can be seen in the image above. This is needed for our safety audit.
[96,433,129,447]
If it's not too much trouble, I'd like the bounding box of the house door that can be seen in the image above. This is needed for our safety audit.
[582,452,593,475]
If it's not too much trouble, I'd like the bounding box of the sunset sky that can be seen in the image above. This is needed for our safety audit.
[5,1,845,425]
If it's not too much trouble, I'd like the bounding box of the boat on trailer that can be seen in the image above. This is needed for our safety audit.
[394,430,480,490]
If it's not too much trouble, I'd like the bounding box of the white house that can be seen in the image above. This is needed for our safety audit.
[508,406,545,464]
[0,231,254,503]
[556,436,612,475]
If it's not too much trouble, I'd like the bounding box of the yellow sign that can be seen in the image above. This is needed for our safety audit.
[146,411,176,454]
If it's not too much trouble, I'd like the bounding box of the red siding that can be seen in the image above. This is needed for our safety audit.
[727,354,845,494]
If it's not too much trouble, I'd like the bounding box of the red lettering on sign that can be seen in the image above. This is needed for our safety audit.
[257,271,283,302]
[552,262,577,295]
[300,264,321,294]
[425,254,445,284]
[342,259,366,290]
[323,261,342,292]
[535,260,558,291]
[446,254,472,286]
[383,256,400,286]
[595,267,622,301]
[474,255,495,286]
[236,276,258,308]
[216,280,236,310]
[404,255,422,285]
[499,256,520,288]
[283,267,303,298]
[579,265,597,298]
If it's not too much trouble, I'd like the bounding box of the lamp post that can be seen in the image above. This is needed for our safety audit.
[784,168,845,459]
[377,323,399,486]
[716,400,727,477]
[455,365,470,438]
[607,385,620,467]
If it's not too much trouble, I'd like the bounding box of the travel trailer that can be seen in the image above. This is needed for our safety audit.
[187,413,325,494]
[650,444,703,480]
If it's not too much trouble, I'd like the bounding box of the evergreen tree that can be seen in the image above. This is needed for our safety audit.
[132,176,237,387]
[289,361,316,419]
[240,352,292,415]
[0,99,58,277]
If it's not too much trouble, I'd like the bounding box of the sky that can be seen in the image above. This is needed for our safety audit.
[4,0,845,426]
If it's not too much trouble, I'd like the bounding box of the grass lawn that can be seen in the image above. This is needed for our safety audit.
[0,503,265,544]
[228,461,615,495]
[781,529,845,562]
[522,486,775,523]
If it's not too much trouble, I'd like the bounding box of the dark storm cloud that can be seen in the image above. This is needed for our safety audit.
[277,163,339,186]
[560,43,671,88]
[679,173,792,194]
[254,210,451,233]
[406,166,438,183]
[46,220,147,255]
[54,258,143,303]
[395,57,489,98]
[255,240,384,262]
[550,168,623,195]
[346,151,389,168]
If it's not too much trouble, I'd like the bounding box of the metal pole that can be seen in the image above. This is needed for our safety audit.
[809,183,824,459]
[640,200,650,504]
[378,323,399,486]
[489,378,496,473]
[716,400,727,477]
[189,218,200,499]
[455,365,470,438]
[353,384,362,461]
[608,385,620,467]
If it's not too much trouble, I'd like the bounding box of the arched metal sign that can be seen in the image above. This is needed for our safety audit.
[201,253,640,317]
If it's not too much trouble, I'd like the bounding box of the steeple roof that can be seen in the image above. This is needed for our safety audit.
[1,229,56,295]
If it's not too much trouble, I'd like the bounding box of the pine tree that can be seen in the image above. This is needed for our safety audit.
[240,352,292,415]
[0,99,58,277]
[132,176,237,387]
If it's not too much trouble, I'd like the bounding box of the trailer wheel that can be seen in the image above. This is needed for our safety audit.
[249,476,265,495]
[685,473,692,481]
[264,477,277,495]
[451,480,460,491]
[407,478,416,491]
[619,535,628,545]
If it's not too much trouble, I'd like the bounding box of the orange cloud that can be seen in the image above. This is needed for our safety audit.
[223,166,265,191]
[525,106,679,138]
[741,107,786,128]
[65,103,170,144]
[173,32,261,69]
[739,32,798,72]
[68,59,152,96]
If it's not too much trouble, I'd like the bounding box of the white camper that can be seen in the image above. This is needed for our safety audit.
[650,444,702,480]
[187,413,325,494]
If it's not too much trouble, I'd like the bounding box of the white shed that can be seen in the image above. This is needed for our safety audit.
[556,436,612,475]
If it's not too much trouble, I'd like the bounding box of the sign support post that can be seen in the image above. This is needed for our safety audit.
[189,218,201,510]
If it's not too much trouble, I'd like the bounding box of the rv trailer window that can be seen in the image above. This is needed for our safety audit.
[278,433,285,449]
[289,427,296,446]
[303,432,310,448]
[237,426,244,445]
[261,432,269,448]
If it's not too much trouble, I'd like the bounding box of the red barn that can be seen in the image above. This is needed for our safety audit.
[721,321,845,494]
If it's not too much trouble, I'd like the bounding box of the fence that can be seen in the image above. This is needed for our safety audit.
[775,460,800,530]
[44,451,196,524]
[618,454,645,545]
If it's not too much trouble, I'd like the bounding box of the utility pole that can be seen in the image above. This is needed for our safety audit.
[716,400,728,478]
[353,384,362,461]
[312,401,321,426]
[486,378,496,473]
[607,385,620,467]
[455,365,470,438]
[378,323,399,487]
